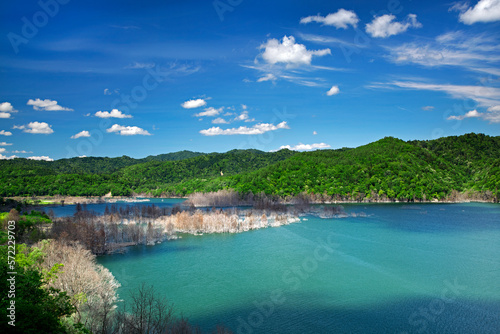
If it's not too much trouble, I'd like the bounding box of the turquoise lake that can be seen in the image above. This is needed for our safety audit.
[93,202,500,333]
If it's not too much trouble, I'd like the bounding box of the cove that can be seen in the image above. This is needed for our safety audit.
[97,203,500,333]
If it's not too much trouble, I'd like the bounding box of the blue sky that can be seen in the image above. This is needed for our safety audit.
[1,0,499,160]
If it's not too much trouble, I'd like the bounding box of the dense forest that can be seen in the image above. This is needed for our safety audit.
[0,133,498,201]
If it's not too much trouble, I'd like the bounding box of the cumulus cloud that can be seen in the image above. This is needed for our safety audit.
[0,148,5,153]
[0,102,18,118]
[0,154,17,160]
[257,73,277,82]
[260,36,331,66]
[106,124,151,136]
[272,142,331,152]
[300,9,359,29]
[28,156,54,161]
[234,111,250,122]
[366,14,422,38]
[313,131,318,135]
[457,0,500,24]
[326,85,340,96]
[71,130,91,139]
[0,130,13,136]
[448,109,500,123]
[194,107,223,117]
[212,118,230,124]
[27,98,73,111]
[15,122,54,134]
[200,121,289,136]
[0,142,12,146]
[95,109,132,118]
[181,98,207,109]
[422,106,435,111]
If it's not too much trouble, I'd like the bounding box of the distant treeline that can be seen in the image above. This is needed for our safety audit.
[1,133,499,202]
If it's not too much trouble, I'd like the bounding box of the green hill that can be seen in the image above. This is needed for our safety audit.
[0,133,498,201]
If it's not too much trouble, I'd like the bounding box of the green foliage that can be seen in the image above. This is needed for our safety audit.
[0,244,76,333]
[0,134,498,201]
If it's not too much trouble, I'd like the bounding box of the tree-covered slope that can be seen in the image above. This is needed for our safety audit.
[0,149,297,196]
[0,133,498,200]
[159,133,499,200]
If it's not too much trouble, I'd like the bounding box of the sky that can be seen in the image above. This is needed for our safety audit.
[0,0,499,160]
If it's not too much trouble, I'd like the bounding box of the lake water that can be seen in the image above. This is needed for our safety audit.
[93,202,500,333]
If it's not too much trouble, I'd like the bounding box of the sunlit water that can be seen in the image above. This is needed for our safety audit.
[85,202,500,333]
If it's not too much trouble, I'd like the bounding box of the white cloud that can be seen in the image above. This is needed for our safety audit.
[387,31,500,75]
[241,104,247,110]
[235,111,249,121]
[0,102,18,113]
[200,121,289,136]
[0,148,5,153]
[388,81,500,107]
[11,150,33,154]
[181,98,207,109]
[0,130,12,136]
[0,142,12,146]
[375,81,500,123]
[422,106,435,111]
[195,107,223,117]
[447,109,500,123]
[257,73,277,82]
[458,0,500,24]
[125,62,155,69]
[447,109,481,120]
[15,121,54,134]
[27,98,73,111]
[366,14,422,38]
[326,85,340,96]
[260,36,331,67]
[95,109,132,118]
[313,131,317,135]
[28,156,54,161]
[0,102,18,118]
[212,118,230,124]
[272,142,331,152]
[0,154,17,160]
[71,130,91,139]
[106,124,151,136]
[104,88,111,95]
[300,9,359,29]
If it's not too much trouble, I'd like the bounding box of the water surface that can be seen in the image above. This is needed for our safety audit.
[96,203,500,333]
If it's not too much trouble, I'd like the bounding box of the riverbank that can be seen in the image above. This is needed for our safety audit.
[6,192,498,209]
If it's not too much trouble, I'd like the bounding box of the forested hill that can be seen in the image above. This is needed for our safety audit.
[0,150,206,175]
[0,133,498,201]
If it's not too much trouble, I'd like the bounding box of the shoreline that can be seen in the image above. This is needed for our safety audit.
[6,195,497,207]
